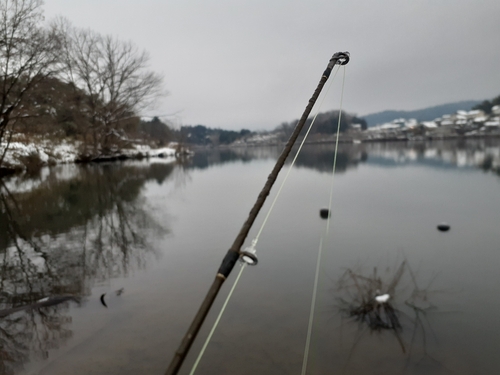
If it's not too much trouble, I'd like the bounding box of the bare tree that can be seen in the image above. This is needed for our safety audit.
[0,0,61,167]
[57,19,164,155]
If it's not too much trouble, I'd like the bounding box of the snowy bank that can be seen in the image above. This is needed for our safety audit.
[1,138,179,175]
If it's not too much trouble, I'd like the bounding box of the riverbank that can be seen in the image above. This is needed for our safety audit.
[0,137,179,178]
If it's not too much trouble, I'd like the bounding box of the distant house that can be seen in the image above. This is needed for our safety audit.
[421,121,438,129]
[468,109,484,116]
[380,123,401,131]
[474,116,488,124]
[485,118,500,128]
[441,119,454,126]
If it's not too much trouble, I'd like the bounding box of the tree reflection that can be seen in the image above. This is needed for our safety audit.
[186,147,281,170]
[0,303,74,375]
[293,143,367,173]
[0,162,172,373]
[183,144,366,173]
[173,139,500,176]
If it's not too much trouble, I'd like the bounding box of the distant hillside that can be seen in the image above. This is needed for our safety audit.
[178,125,252,146]
[362,101,481,127]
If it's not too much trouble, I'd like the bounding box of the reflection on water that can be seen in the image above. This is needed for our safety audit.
[363,138,500,171]
[294,138,500,174]
[187,146,282,170]
[1,139,500,374]
[0,162,173,374]
[187,138,500,176]
[0,299,74,375]
[186,144,368,174]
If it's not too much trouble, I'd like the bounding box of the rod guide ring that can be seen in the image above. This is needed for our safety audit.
[335,51,350,65]
[239,251,258,266]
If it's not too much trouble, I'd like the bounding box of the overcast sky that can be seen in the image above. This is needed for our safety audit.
[43,0,500,130]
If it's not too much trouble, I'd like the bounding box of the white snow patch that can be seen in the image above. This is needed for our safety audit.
[375,294,390,303]
[2,138,181,171]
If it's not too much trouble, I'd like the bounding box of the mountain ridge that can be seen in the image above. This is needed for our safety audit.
[362,100,481,127]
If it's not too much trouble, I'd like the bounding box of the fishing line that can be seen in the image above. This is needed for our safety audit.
[188,65,342,375]
[253,64,342,244]
[301,237,324,375]
[188,263,246,375]
[325,66,346,236]
[301,65,346,375]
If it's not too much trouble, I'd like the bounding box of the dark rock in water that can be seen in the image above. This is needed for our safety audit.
[437,223,450,232]
[320,208,330,219]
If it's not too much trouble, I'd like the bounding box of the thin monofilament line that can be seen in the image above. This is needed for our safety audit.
[301,65,346,375]
[325,65,346,236]
[301,237,324,375]
[253,64,342,244]
[188,264,246,375]
[188,65,342,375]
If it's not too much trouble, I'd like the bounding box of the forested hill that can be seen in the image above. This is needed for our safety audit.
[362,100,481,127]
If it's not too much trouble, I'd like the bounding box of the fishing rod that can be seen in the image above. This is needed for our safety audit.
[165,51,350,375]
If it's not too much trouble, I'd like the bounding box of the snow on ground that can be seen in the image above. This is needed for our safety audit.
[127,145,177,158]
[2,141,50,165]
[1,139,80,168]
[51,142,80,163]
[1,138,178,171]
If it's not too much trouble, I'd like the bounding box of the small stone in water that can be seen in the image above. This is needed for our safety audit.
[437,223,450,232]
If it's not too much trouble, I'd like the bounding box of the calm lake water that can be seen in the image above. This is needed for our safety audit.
[1,139,500,375]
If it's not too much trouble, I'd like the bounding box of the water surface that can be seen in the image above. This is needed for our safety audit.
[1,140,500,374]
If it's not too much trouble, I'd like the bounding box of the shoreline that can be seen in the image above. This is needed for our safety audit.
[0,139,179,178]
[3,133,500,179]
